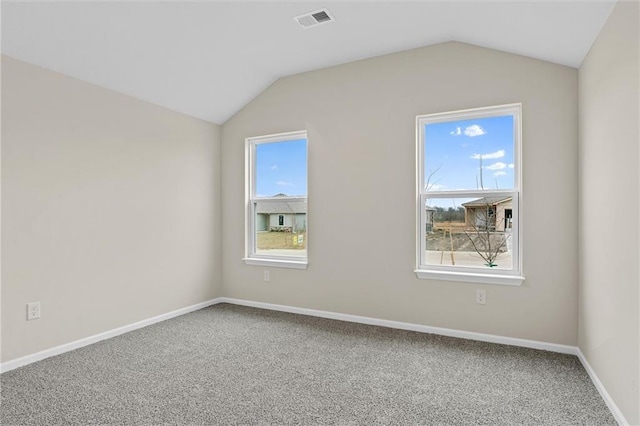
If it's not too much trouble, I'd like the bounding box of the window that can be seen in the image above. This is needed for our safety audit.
[244,131,308,269]
[505,209,513,230]
[416,104,523,285]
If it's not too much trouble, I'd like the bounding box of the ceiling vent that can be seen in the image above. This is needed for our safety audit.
[294,8,335,29]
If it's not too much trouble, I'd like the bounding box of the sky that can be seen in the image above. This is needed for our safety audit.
[255,138,307,197]
[424,115,514,209]
[425,115,514,192]
[253,118,511,200]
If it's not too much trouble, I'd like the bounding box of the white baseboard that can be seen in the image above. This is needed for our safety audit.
[0,297,223,374]
[218,297,577,355]
[1,295,627,426]
[576,348,629,426]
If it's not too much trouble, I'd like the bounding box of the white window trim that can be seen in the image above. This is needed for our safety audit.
[242,257,308,270]
[243,130,308,270]
[415,104,524,286]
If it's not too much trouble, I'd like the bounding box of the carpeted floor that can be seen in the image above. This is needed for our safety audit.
[1,303,615,425]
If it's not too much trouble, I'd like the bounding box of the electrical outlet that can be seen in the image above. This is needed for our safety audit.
[27,302,41,320]
[476,290,486,305]
[263,270,270,282]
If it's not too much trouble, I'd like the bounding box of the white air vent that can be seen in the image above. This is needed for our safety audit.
[294,8,335,29]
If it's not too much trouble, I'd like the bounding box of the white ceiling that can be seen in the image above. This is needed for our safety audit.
[1,1,616,124]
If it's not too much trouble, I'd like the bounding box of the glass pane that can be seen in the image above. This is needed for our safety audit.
[425,197,514,270]
[254,137,307,258]
[255,139,307,197]
[424,115,514,192]
[254,200,307,257]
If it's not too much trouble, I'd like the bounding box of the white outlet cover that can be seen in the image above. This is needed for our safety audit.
[27,302,41,320]
[476,290,486,305]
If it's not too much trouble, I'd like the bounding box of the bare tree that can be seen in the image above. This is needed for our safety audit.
[463,202,510,267]
[424,164,442,192]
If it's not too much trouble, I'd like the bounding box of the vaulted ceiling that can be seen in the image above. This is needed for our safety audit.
[1,1,616,124]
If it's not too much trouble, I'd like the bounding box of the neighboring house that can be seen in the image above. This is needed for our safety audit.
[462,197,513,232]
[256,198,307,232]
[425,205,436,232]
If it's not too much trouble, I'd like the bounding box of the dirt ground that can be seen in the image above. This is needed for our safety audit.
[256,224,504,253]
[433,221,467,232]
[257,231,306,250]
[427,226,509,253]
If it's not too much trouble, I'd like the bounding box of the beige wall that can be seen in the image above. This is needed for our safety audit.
[578,1,640,424]
[221,42,579,345]
[3,15,635,419]
[495,201,512,233]
[1,57,222,362]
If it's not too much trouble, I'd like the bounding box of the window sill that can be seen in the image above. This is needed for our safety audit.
[414,269,524,286]
[243,257,308,270]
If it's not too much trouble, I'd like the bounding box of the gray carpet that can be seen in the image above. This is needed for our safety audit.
[1,303,615,425]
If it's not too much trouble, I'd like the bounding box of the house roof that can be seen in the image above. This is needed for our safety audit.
[461,196,512,208]
[256,200,307,215]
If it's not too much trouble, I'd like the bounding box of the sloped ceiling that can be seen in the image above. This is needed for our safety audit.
[1,1,616,124]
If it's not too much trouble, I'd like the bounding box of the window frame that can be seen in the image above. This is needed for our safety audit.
[415,104,524,285]
[243,130,308,270]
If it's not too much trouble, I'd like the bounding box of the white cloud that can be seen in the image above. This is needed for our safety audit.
[493,171,507,177]
[425,183,446,191]
[464,124,486,137]
[471,150,505,160]
[271,165,278,171]
[450,127,462,136]
[508,163,514,169]
[276,181,293,186]
[486,162,507,171]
